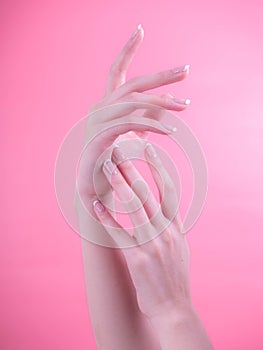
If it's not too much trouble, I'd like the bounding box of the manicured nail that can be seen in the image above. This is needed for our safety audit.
[145,143,157,158]
[171,64,190,74]
[112,146,126,163]
[161,123,177,132]
[169,97,191,105]
[103,159,119,175]
[131,24,142,40]
[93,200,105,213]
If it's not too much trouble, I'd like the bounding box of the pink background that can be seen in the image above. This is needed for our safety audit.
[1,0,263,349]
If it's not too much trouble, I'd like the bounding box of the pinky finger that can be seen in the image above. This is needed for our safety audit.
[93,199,137,247]
[124,91,190,112]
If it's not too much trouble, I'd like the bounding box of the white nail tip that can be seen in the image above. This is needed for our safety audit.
[131,24,143,40]
[162,124,177,132]
[184,99,191,105]
[184,64,190,72]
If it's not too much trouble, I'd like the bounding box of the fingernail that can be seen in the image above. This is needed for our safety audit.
[131,23,142,40]
[169,97,191,105]
[93,200,105,213]
[103,159,119,175]
[171,64,190,74]
[112,146,126,163]
[145,143,157,158]
[161,123,177,132]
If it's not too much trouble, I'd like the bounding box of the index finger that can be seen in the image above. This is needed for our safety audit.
[104,24,144,97]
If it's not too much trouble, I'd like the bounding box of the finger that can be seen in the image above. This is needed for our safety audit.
[122,91,191,112]
[111,145,161,220]
[109,64,190,100]
[88,100,164,123]
[102,159,149,226]
[90,100,178,135]
[138,100,169,139]
[144,143,182,230]
[104,24,144,97]
[142,93,172,118]
[114,131,149,156]
[92,199,136,247]
[95,114,177,145]
[102,159,153,241]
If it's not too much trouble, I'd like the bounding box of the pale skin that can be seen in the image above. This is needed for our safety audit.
[74,24,214,349]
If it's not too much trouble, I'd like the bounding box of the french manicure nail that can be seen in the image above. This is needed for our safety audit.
[103,159,119,175]
[170,97,191,105]
[161,123,177,132]
[131,24,142,40]
[93,200,105,213]
[145,143,157,158]
[171,64,190,74]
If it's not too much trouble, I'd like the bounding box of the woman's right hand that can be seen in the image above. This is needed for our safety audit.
[75,24,190,211]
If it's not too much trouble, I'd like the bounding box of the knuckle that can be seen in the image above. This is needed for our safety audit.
[160,228,173,244]
[156,70,168,80]
[120,159,134,171]
[128,195,143,212]
[133,252,148,269]
[128,91,140,101]
[111,174,124,186]
[131,178,148,197]
[150,209,164,227]
[162,94,173,104]
[149,240,162,257]
[126,77,139,90]
[110,63,123,75]
[137,220,153,239]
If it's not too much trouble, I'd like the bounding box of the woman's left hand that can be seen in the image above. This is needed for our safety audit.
[92,142,192,321]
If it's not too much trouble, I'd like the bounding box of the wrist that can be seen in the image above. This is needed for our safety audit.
[148,299,196,329]
[148,302,214,350]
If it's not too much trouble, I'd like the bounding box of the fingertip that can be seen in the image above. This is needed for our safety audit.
[184,64,190,73]
[130,24,144,44]
[145,143,158,158]
[93,200,105,214]
[139,24,144,38]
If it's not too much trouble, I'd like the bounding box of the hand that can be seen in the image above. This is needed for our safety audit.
[75,24,190,210]
[92,142,191,320]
